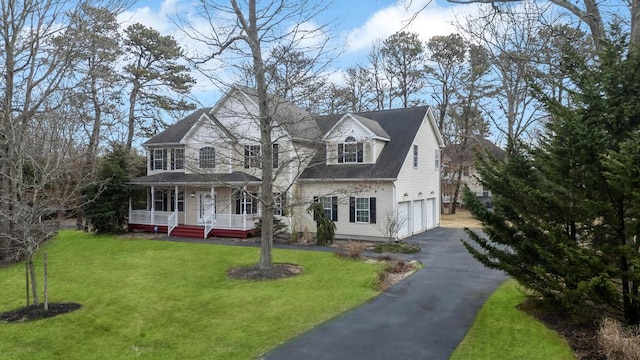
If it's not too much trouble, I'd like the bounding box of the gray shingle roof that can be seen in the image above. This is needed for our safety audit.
[299,106,431,180]
[232,85,322,142]
[144,108,212,146]
[129,171,260,185]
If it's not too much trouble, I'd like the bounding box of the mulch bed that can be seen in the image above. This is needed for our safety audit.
[227,263,303,280]
[518,298,605,360]
[0,303,82,323]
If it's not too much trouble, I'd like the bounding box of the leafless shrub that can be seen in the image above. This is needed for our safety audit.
[598,317,640,360]
[335,241,366,259]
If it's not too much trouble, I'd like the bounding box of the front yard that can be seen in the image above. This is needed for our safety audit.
[0,230,382,359]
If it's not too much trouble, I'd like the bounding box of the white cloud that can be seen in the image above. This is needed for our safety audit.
[345,0,481,54]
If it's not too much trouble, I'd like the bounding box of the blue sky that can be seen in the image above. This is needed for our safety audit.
[118,0,480,104]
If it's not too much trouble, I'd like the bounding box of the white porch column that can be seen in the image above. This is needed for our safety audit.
[211,186,216,224]
[151,185,155,225]
[174,185,178,214]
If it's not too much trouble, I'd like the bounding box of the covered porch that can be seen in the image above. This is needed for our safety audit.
[128,172,262,239]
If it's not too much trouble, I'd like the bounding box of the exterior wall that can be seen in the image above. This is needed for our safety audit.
[393,113,441,233]
[296,181,395,241]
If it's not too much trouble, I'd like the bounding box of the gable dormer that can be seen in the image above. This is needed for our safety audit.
[323,114,390,165]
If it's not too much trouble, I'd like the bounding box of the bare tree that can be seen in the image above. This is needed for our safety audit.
[180,0,333,271]
[380,31,427,108]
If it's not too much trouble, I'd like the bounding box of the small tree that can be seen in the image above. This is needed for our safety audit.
[377,210,407,243]
[84,144,135,233]
[307,203,336,246]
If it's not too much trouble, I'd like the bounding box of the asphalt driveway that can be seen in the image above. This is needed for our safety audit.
[259,227,507,360]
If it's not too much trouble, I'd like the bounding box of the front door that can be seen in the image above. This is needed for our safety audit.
[197,192,215,224]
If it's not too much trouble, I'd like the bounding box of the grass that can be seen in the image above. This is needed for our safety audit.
[0,230,382,360]
[450,279,575,360]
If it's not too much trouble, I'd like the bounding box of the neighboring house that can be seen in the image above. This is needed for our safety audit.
[441,138,505,209]
[128,85,444,241]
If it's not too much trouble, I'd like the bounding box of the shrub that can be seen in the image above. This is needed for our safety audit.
[373,242,421,254]
[253,217,286,237]
[335,241,365,259]
[598,317,640,360]
[307,203,336,246]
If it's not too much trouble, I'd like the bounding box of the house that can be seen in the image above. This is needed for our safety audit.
[441,138,505,210]
[128,85,444,241]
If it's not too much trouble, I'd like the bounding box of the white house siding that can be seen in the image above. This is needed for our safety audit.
[296,181,395,241]
[393,112,441,233]
[325,117,376,165]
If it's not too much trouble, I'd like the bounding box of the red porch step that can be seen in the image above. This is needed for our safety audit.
[170,225,205,238]
[128,224,254,239]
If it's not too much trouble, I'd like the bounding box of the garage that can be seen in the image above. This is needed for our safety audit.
[398,201,411,239]
[426,198,435,229]
[412,200,424,234]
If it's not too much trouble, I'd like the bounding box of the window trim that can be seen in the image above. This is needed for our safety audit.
[274,191,286,216]
[355,197,370,223]
[171,148,185,170]
[338,136,363,163]
[244,144,261,169]
[413,144,419,168]
[152,149,166,170]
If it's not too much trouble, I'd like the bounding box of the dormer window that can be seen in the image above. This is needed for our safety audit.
[338,136,363,163]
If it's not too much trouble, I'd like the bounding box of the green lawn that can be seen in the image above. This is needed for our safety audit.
[0,230,382,360]
[450,279,575,360]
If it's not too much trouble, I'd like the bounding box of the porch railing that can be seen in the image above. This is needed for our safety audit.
[203,212,215,239]
[129,210,174,226]
[168,212,178,236]
[129,210,258,231]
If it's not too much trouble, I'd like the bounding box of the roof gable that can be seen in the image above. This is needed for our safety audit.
[301,106,439,180]
[144,108,213,146]
[323,114,390,142]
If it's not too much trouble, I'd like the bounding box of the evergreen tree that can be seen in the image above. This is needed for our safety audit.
[463,30,640,324]
[84,144,134,233]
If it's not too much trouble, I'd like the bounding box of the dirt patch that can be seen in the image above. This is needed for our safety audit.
[441,208,481,228]
[518,298,604,360]
[0,303,82,323]
[227,263,303,280]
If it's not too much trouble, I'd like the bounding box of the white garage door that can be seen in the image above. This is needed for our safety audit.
[426,199,435,229]
[413,200,424,234]
[398,201,411,239]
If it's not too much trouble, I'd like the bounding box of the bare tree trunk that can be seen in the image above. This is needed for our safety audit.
[25,262,30,306]
[126,82,140,149]
[27,259,39,306]
[43,253,48,311]
[449,167,464,215]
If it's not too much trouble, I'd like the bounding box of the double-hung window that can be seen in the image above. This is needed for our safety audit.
[171,148,184,170]
[312,196,338,221]
[151,149,166,170]
[244,145,261,169]
[338,136,363,163]
[413,144,419,168]
[349,197,376,224]
[274,192,287,216]
[199,147,215,168]
[235,191,258,214]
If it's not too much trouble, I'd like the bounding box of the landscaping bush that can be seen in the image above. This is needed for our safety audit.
[598,317,640,360]
[373,242,420,254]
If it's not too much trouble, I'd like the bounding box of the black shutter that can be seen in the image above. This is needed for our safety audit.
[357,143,363,163]
[235,192,241,214]
[273,143,279,168]
[162,149,168,170]
[313,196,318,220]
[338,144,343,163]
[331,196,338,222]
[369,197,376,224]
[150,150,155,170]
[349,197,355,223]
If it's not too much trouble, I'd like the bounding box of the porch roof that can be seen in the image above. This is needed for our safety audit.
[129,171,261,186]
